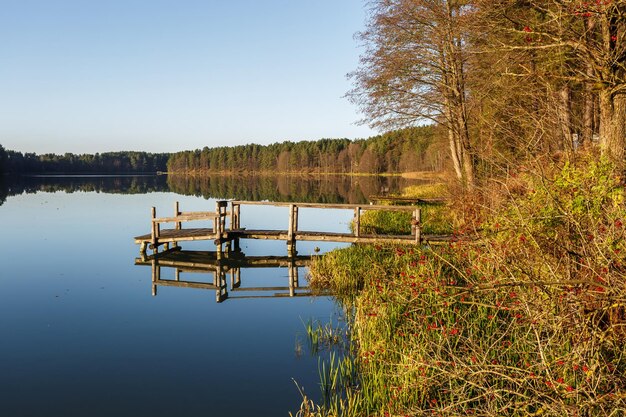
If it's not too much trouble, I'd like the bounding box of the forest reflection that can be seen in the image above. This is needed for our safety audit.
[167,174,426,204]
[0,173,428,206]
[0,174,169,204]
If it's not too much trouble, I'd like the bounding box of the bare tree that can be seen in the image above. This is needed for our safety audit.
[349,0,476,187]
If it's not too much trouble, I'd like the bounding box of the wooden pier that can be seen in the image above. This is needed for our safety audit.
[135,249,315,302]
[134,200,450,256]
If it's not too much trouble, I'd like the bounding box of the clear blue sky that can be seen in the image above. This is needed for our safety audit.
[0,0,376,154]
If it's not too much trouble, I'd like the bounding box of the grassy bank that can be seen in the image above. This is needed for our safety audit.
[357,182,453,236]
[296,157,626,416]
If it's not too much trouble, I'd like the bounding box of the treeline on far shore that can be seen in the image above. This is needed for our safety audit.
[0,126,443,176]
[0,145,169,174]
[166,126,442,174]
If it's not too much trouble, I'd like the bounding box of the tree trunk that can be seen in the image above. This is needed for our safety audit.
[440,46,465,183]
[455,107,475,187]
[557,84,573,151]
[599,91,626,168]
[582,83,595,147]
[448,124,464,180]
[445,1,475,188]
[598,7,626,168]
[582,15,596,147]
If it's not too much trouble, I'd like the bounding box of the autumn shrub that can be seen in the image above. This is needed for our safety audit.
[301,155,626,417]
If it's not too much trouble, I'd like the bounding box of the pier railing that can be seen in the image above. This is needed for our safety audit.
[230,200,422,246]
[136,199,443,256]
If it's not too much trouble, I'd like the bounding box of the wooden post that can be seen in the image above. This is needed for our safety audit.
[151,207,159,254]
[230,202,235,230]
[213,264,220,287]
[287,204,296,255]
[413,208,422,244]
[214,214,220,238]
[289,262,296,297]
[219,200,227,233]
[215,201,223,255]
[215,202,223,235]
[216,264,227,303]
[287,204,294,240]
[151,259,160,296]
[151,207,156,245]
[174,201,181,230]
[232,202,241,252]
[233,267,241,289]
[354,207,361,237]
[215,201,227,256]
[213,216,222,259]
[230,202,241,230]
[288,257,299,297]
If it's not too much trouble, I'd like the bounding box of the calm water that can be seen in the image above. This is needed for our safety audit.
[0,175,399,417]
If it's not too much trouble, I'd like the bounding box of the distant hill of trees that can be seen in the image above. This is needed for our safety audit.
[167,126,443,174]
[0,126,444,175]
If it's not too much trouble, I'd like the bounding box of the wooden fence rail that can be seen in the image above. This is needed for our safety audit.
[135,200,447,256]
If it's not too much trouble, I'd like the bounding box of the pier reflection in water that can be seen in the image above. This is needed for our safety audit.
[135,249,318,303]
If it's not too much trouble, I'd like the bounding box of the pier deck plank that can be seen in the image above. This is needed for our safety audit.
[134,228,216,243]
[135,227,449,245]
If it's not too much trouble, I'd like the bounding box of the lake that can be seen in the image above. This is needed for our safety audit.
[0,174,417,416]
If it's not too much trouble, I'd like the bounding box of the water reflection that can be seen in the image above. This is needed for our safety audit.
[0,178,340,416]
[0,174,169,201]
[167,174,425,204]
[135,249,318,303]
[0,173,429,206]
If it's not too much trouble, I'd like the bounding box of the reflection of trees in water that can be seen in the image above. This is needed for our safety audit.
[167,174,427,204]
[0,175,170,205]
[0,174,431,206]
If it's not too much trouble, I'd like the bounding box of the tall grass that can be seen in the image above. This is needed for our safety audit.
[358,205,452,235]
[402,182,448,198]
[356,182,454,236]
